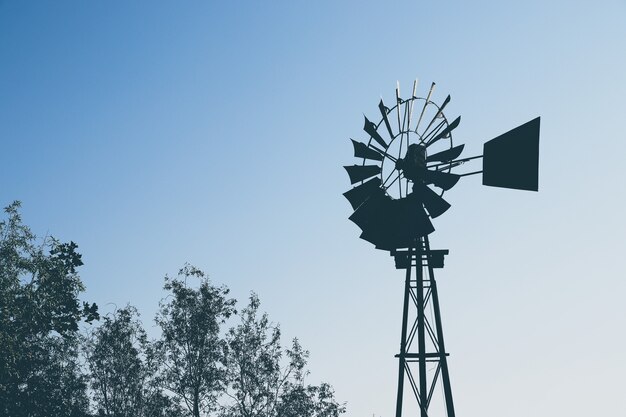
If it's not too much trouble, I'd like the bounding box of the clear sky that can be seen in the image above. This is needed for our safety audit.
[2,1,626,416]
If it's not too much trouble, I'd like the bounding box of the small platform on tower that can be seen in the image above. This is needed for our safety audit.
[391,249,449,269]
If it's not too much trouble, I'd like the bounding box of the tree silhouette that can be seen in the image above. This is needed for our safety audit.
[86,306,184,417]
[0,201,98,417]
[152,264,236,417]
[0,203,345,416]
[222,293,346,417]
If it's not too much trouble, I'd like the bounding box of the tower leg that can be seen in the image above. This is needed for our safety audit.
[416,239,428,417]
[395,247,412,417]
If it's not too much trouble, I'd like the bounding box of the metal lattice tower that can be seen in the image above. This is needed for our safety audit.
[393,237,453,417]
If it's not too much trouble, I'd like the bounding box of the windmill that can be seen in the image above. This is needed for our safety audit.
[343,80,540,417]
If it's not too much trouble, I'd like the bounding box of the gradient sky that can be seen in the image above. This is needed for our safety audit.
[2,1,626,416]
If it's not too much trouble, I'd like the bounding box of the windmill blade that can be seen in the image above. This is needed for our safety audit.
[424,94,450,132]
[424,169,460,191]
[359,196,434,250]
[482,117,540,191]
[348,192,389,230]
[438,94,451,115]
[426,116,461,147]
[422,95,451,136]
[361,234,395,251]
[415,82,436,134]
[352,182,444,249]
[417,185,451,218]
[359,208,393,249]
[344,165,381,184]
[343,177,383,210]
[360,229,401,251]
[364,116,388,148]
[426,144,465,163]
[378,99,394,139]
[398,195,435,238]
[351,139,384,161]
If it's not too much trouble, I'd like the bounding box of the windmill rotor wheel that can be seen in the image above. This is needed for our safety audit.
[344,84,465,250]
[367,96,455,200]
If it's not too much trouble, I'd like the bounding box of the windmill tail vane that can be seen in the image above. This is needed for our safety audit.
[343,79,540,417]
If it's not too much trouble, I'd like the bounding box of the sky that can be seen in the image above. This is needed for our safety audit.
[1,1,626,416]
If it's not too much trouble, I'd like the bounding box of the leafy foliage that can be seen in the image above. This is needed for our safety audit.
[221,293,282,416]
[0,201,97,417]
[1,203,345,416]
[152,265,236,417]
[222,294,346,417]
[87,306,146,416]
[87,306,184,417]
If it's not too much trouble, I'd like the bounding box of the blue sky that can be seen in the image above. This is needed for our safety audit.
[2,1,626,416]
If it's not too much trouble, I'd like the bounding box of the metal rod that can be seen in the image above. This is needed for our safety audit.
[382,168,397,187]
[405,363,421,406]
[405,81,417,201]
[433,161,464,172]
[427,154,483,169]
[396,352,449,359]
[419,96,445,141]
[406,316,419,350]
[409,287,418,309]
[397,86,409,198]
[408,79,417,134]
[396,81,402,142]
[424,288,432,307]
[415,82,435,136]
[416,238,428,417]
[426,363,441,408]
[369,143,398,163]
[459,170,483,177]
[419,119,446,146]
[385,172,404,189]
[424,316,439,349]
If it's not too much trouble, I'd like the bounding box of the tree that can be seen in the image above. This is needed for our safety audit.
[87,306,175,417]
[221,293,282,417]
[23,333,91,417]
[0,202,345,416]
[275,342,345,417]
[86,305,184,417]
[0,201,98,417]
[153,264,236,417]
[87,306,146,416]
[222,293,346,417]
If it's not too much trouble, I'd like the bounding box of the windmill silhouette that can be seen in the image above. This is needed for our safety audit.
[343,80,540,417]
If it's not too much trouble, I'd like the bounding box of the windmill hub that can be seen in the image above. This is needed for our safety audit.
[395,144,427,183]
